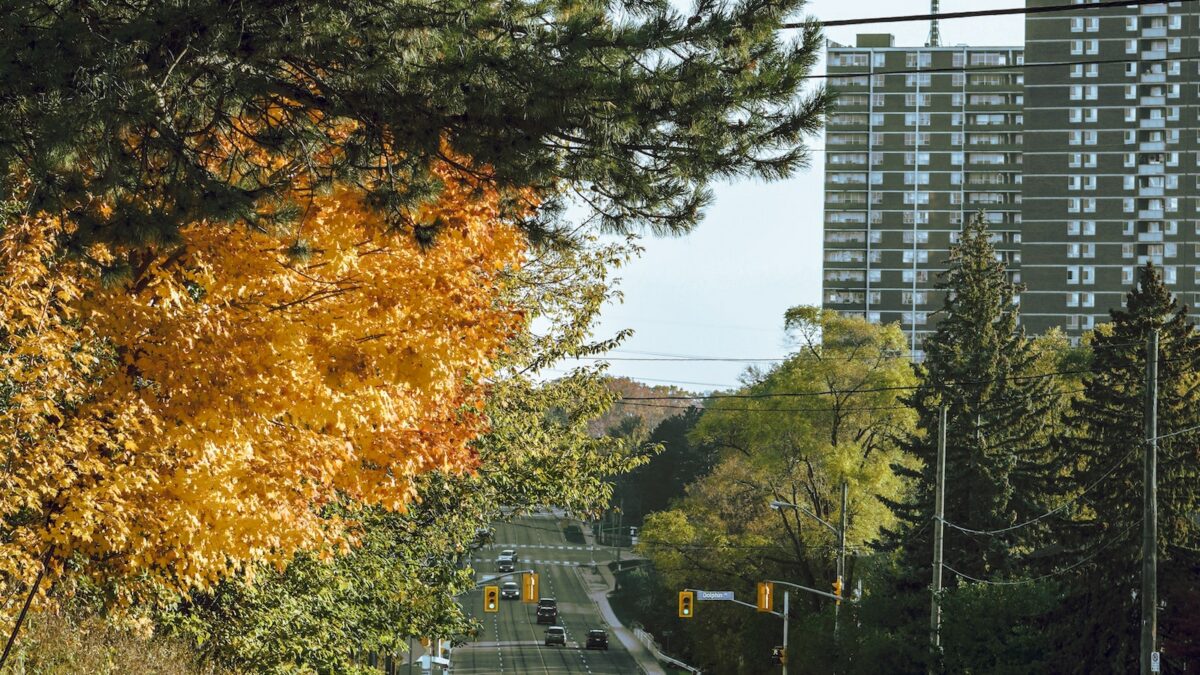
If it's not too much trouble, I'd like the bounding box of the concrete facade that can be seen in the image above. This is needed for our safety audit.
[821,2,1200,350]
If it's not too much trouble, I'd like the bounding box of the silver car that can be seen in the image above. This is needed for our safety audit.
[544,626,566,646]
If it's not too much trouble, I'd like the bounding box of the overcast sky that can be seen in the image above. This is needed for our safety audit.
[561,0,1026,391]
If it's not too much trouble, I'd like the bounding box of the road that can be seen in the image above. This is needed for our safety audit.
[451,514,644,674]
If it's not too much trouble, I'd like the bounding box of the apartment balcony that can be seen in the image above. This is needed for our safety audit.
[1138,164,1166,175]
[1139,118,1166,129]
[1141,2,1166,13]
[1138,255,1165,266]
[1138,186,1164,197]
[1142,50,1167,61]
[1142,27,1167,38]
[1140,73,1166,84]
[1140,96,1166,106]
[1139,209,1165,219]
[1138,232,1164,243]
[1140,142,1166,152]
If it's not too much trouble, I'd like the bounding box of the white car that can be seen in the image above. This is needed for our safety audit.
[500,548,518,561]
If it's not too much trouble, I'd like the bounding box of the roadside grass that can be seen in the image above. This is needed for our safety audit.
[7,611,219,675]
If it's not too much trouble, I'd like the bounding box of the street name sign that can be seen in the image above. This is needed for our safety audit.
[697,590,735,601]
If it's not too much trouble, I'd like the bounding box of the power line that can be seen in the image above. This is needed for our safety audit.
[931,421,1200,538]
[942,523,1136,586]
[616,385,1087,415]
[812,52,1200,82]
[940,446,1138,537]
[619,367,1089,401]
[617,347,1200,402]
[787,0,1195,29]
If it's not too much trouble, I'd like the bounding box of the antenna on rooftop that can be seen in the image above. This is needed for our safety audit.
[927,0,941,47]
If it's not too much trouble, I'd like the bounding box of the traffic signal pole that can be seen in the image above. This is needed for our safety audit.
[782,590,790,675]
[836,480,848,639]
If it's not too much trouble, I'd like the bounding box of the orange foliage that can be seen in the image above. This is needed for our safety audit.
[0,164,526,603]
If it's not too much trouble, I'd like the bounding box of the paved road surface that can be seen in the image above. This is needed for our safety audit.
[452,515,643,674]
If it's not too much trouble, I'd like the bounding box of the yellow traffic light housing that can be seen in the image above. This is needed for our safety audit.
[484,585,499,613]
[523,572,539,603]
[832,575,843,606]
[756,582,775,612]
[678,590,695,619]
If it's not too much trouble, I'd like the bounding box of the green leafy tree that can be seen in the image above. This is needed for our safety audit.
[1,0,828,247]
[640,308,916,674]
[1052,265,1200,672]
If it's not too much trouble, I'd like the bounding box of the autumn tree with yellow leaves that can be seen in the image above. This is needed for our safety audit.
[0,164,528,655]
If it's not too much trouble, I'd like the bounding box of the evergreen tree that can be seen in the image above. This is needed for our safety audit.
[880,214,1065,670]
[0,0,829,248]
[1052,265,1200,673]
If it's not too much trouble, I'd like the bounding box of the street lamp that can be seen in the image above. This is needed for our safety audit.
[770,482,850,636]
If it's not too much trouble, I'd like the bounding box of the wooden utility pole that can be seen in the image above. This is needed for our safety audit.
[929,405,947,671]
[1141,329,1158,675]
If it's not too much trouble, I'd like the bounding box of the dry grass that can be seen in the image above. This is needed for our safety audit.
[1,611,222,675]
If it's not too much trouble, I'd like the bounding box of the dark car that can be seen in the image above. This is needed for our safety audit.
[536,597,558,625]
[501,581,520,600]
[585,629,609,650]
[544,626,566,646]
[496,555,515,573]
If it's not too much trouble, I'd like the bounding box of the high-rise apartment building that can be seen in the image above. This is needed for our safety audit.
[1022,0,1200,336]
[823,34,1025,356]
[821,2,1200,348]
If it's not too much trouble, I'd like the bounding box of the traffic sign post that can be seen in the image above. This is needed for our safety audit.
[1151,651,1160,673]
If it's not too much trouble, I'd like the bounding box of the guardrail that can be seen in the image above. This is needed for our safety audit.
[633,627,702,674]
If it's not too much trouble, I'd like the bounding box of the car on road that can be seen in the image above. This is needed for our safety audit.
[501,581,520,600]
[536,597,558,624]
[585,629,609,650]
[472,527,494,545]
[500,548,518,562]
[544,626,567,646]
[496,555,515,572]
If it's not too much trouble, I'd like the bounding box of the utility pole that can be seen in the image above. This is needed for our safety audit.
[1141,329,1158,675]
[835,480,848,639]
[782,590,790,675]
[929,405,947,671]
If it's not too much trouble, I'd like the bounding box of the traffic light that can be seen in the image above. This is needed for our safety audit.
[756,582,775,612]
[523,572,539,603]
[832,575,843,606]
[771,646,787,665]
[677,590,695,619]
[484,585,499,612]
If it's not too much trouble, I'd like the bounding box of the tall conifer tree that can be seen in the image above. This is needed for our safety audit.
[877,214,1064,670]
[1053,265,1200,671]
[889,213,1061,578]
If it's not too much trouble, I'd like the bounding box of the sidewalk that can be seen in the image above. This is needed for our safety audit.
[579,524,667,675]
